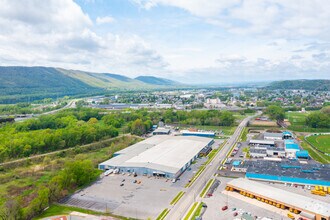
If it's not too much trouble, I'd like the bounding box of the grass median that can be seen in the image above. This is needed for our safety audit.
[170,191,185,205]
[191,202,205,220]
[156,208,170,220]
[185,141,226,188]
[199,178,215,197]
[183,202,199,220]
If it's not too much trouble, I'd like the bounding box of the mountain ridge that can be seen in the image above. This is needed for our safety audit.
[266,79,330,91]
[135,75,180,86]
[0,66,182,103]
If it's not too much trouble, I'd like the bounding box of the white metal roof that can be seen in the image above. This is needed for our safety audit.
[249,139,275,145]
[180,130,215,135]
[227,178,330,217]
[264,132,283,137]
[153,128,170,133]
[100,135,213,174]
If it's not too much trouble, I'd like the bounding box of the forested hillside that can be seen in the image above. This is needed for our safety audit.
[0,66,183,104]
[0,67,102,104]
[266,79,330,91]
[135,75,179,85]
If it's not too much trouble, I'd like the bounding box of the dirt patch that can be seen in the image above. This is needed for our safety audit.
[7,184,33,197]
[250,120,278,127]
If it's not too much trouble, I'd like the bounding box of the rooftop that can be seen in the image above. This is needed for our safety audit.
[100,135,213,174]
[264,132,283,138]
[240,160,330,184]
[283,131,293,136]
[227,178,330,217]
[249,140,275,145]
[284,139,300,151]
[180,130,215,135]
[153,127,170,133]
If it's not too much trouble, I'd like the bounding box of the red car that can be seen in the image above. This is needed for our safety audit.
[222,206,228,211]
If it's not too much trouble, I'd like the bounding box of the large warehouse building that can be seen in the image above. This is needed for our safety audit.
[241,160,330,186]
[227,178,330,220]
[99,136,213,179]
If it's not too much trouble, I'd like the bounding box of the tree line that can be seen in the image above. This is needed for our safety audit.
[0,108,119,162]
[0,108,236,162]
[305,106,330,128]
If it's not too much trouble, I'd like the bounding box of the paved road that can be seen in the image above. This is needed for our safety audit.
[14,100,77,122]
[165,112,261,220]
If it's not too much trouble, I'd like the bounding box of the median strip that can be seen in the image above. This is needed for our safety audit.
[170,191,185,205]
[183,202,199,220]
[185,165,206,188]
[200,178,215,197]
[156,208,169,220]
[186,140,227,187]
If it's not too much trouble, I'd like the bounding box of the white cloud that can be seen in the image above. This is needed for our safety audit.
[96,16,115,24]
[134,0,330,39]
[0,0,329,83]
[0,0,167,76]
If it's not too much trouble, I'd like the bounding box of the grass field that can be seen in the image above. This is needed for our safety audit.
[306,135,330,153]
[286,111,309,126]
[286,111,330,132]
[299,136,330,164]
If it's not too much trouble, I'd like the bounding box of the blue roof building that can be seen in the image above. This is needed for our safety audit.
[232,160,241,166]
[296,150,309,159]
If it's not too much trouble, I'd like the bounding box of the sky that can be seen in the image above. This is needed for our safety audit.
[0,0,330,84]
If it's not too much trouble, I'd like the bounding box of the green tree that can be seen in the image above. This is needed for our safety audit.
[265,105,285,121]
[0,199,23,220]
[131,119,146,136]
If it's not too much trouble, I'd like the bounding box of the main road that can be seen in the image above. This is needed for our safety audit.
[165,112,261,220]
[14,99,77,122]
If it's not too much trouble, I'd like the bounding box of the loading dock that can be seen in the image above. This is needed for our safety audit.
[226,178,330,220]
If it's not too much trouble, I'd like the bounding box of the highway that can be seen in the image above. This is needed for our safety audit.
[14,99,77,122]
[165,113,260,220]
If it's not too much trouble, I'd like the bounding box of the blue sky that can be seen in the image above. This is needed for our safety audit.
[0,0,329,84]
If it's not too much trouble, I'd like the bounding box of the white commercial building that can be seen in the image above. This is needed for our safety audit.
[99,135,213,179]
[227,178,330,220]
[264,132,283,140]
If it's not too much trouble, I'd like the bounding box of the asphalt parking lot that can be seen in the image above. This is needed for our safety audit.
[60,156,208,219]
[62,174,179,219]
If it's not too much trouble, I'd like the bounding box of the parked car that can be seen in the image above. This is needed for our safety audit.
[221,206,228,211]
[122,179,125,182]
[120,183,124,186]
[233,212,238,216]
